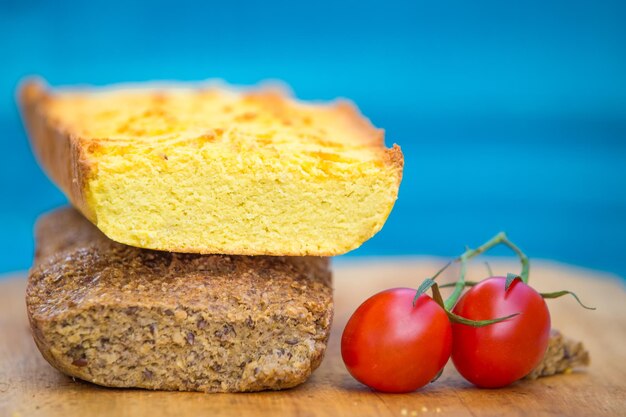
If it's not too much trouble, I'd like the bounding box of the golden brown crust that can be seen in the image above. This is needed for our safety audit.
[18,79,96,221]
[26,208,333,392]
[19,79,396,151]
[330,100,386,147]
[384,144,404,183]
[18,78,402,193]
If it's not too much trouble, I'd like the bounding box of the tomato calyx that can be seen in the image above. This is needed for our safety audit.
[505,273,522,292]
[413,278,437,305]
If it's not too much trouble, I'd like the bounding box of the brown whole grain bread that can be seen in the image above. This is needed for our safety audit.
[26,208,333,392]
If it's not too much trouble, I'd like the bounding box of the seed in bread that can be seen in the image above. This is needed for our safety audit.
[26,208,333,392]
[19,79,403,256]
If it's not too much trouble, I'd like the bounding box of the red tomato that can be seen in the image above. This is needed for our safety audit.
[341,288,452,393]
[451,277,551,388]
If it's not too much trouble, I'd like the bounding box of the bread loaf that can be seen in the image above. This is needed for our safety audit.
[19,79,403,256]
[26,208,333,392]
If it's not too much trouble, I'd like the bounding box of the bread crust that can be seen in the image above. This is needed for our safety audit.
[26,208,333,392]
[19,80,97,221]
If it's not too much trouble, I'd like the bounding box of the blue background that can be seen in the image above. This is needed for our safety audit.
[1,0,625,276]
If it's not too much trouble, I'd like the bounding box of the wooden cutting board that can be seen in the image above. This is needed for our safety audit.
[1,258,624,417]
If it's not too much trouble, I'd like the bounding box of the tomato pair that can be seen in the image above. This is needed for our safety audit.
[341,277,551,392]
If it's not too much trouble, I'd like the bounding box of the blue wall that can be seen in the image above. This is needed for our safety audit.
[1,0,625,276]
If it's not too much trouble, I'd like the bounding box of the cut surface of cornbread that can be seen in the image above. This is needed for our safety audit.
[20,78,403,255]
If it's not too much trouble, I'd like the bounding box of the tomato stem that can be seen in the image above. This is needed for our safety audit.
[430,282,446,307]
[445,232,528,310]
[445,233,497,309]
[440,232,530,309]
[414,232,530,318]
[433,281,522,327]
[484,261,494,277]
[540,290,596,310]
[445,253,470,310]
[446,310,520,327]
[438,281,479,288]
[500,236,530,284]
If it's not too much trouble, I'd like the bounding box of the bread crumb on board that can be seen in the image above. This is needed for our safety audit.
[525,329,590,380]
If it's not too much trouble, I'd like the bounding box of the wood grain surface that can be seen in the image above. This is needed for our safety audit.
[1,258,624,417]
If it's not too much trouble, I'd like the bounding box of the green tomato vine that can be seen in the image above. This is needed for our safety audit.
[413,232,595,328]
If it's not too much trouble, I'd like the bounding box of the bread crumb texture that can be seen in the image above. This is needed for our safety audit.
[19,79,403,255]
[27,208,333,392]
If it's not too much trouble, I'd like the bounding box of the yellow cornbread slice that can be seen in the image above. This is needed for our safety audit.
[19,78,403,256]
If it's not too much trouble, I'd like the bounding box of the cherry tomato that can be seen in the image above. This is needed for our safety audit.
[341,288,452,393]
[451,277,550,388]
